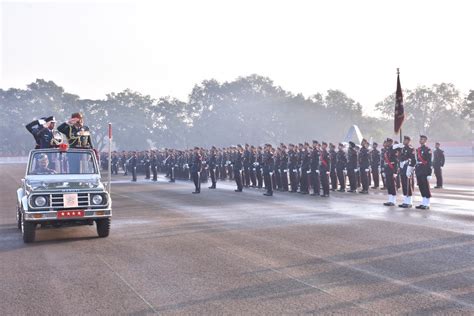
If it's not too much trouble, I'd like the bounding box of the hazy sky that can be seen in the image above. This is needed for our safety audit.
[1,0,473,116]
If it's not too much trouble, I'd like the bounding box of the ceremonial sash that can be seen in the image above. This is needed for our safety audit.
[320,152,328,168]
[417,148,428,165]
[384,152,394,170]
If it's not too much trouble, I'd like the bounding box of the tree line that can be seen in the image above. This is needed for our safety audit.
[1,75,471,154]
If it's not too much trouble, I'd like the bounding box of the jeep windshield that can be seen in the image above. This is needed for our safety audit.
[28,151,97,175]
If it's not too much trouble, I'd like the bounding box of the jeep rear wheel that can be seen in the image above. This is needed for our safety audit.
[21,217,36,243]
[96,218,110,238]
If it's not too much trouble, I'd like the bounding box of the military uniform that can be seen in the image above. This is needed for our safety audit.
[208,149,217,189]
[336,145,347,192]
[358,144,370,193]
[415,140,432,209]
[279,147,289,191]
[288,147,298,192]
[370,145,380,188]
[399,141,416,207]
[310,144,320,196]
[347,144,358,192]
[190,150,202,193]
[329,145,338,191]
[233,148,244,192]
[319,145,331,197]
[383,141,399,206]
[57,122,93,149]
[433,146,445,188]
[262,146,274,196]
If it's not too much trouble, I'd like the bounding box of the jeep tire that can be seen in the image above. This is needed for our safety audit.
[22,217,36,243]
[96,218,110,238]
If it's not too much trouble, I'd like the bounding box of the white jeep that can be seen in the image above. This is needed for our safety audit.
[16,148,112,243]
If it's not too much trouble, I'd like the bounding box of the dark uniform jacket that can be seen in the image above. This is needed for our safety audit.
[433,148,445,168]
[319,149,330,172]
[347,147,358,170]
[370,149,380,169]
[190,153,202,173]
[288,149,298,171]
[336,149,347,169]
[233,151,243,171]
[280,151,288,171]
[329,149,337,171]
[415,145,432,176]
[57,123,93,148]
[310,148,320,171]
[358,147,370,170]
[262,151,274,173]
[400,145,416,168]
[383,147,398,173]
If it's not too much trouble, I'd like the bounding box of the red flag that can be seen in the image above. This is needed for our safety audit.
[394,70,405,134]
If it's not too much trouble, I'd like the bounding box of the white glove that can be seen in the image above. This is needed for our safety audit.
[284,169,289,173]
[354,169,358,172]
[253,168,256,171]
[316,170,320,174]
[299,168,302,172]
[293,169,297,172]
[343,169,347,175]
[427,175,432,181]
[394,173,398,178]
[400,160,407,169]
[406,166,414,177]
[306,170,311,174]
[202,161,206,164]
[392,143,404,149]
[378,167,381,173]
[326,171,330,175]
[278,169,281,172]
[365,169,369,172]
[382,172,385,177]
[38,119,46,125]
[269,172,273,176]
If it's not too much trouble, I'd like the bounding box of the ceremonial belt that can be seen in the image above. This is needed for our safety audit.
[384,152,394,170]
[320,153,328,168]
[417,148,428,165]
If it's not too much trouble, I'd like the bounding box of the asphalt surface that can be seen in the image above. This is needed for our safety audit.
[0,158,473,315]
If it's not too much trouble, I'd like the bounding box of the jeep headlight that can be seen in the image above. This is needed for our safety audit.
[34,196,47,207]
[91,194,103,205]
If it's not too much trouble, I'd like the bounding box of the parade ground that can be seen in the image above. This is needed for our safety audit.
[0,157,473,315]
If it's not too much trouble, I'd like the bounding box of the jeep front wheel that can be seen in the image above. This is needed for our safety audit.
[96,218,110,238]
[21,217,36,243]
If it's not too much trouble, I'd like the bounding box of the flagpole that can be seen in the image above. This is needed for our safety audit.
[397,68,402,143]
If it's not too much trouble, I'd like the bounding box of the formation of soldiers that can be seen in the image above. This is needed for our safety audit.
[104,136,446,210]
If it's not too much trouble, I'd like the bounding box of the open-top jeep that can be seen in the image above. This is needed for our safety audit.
[16,147,112,243]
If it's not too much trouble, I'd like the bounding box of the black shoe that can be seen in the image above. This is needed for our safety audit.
[300,191,309,195]
[421,205,430,210]
[398,203,412,208]
[320,194,329,197]
[192,191,200,194]
[358,190,368,194]
[433,186,443,189]
[169,180,175,183]
[310,193,318,196]
[330,188,336,192]
[415,205,424,209]
[131,180,137,182]
[347,190,356,193]
[234,189,242,192]
[383,202,395,206]
[337,189,345,192]
[208,186,216,189]
[263,192,273,196]
[380,187,386,190]
[371,186,378,189]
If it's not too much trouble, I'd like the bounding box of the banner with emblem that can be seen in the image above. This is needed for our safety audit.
[394,69,405,134]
